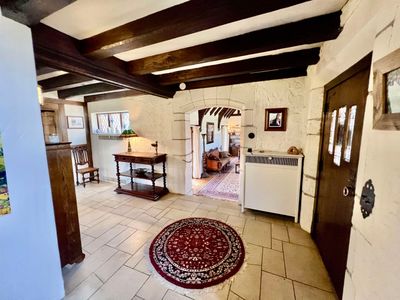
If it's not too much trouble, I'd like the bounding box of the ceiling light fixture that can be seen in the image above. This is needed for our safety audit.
[179,82,186,90]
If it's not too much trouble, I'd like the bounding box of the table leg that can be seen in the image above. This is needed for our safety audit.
[151,164,156,194]
[116,160,121,189]
[163,161,167,189]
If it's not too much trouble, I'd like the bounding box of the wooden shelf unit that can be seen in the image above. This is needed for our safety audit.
[113,152,169,200]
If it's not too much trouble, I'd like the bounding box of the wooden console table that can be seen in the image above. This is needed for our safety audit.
[113,152,169,200]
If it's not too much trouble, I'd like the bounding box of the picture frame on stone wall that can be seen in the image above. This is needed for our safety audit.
[206,122,214,144]
[373,48,400,130]
[265,108,287,131]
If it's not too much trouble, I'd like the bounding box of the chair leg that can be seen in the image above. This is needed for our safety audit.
[82,174,86,188]
[97,171,100,184]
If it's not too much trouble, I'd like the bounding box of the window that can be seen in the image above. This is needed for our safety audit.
[91,111,130,134]
[333,106,347,166]
[344,105,357,162]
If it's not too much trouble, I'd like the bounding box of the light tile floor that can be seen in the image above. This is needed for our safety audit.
[63,182,337,300]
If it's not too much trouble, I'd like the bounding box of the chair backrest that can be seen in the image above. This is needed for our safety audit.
[72,145,90,168]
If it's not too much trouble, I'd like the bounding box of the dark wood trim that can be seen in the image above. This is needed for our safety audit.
[178,67,307,90]
[82,103,94,168]
[213,107,222,116]
[81,0,309,59]
[44,97,85,106]
[0,0,75,25]
[158,48,320,85]
[84,90,146,102]
[209,107,217,115]
[39,73,92,92]
[129,12,341,75]
[57,83,124,99]
[36,64,58,76]
[218,108,229,129]
[372,49,400,130]
[31,24,175,98]
[312,52,372,235]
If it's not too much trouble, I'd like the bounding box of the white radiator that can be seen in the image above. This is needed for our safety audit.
[243,152,303,222]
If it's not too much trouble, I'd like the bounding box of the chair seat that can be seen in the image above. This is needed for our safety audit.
[77,167,99,174]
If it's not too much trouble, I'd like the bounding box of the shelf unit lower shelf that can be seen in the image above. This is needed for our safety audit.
[115,183,169,201]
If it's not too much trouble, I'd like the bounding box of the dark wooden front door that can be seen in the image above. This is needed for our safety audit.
[313,54,371,298]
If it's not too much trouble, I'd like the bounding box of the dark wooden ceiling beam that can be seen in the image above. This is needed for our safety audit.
[57,83,123,99]
[0,0,75,25]
[36,64,58,76]
[39,73,92,92]
[178,67,308,90]
[84,90,146,102]
[213,107,222,116]
[31,24,175,98]
[81,0,309,59]
[226,109,236,118]
[129,12,341,75]
[158,48,320,85]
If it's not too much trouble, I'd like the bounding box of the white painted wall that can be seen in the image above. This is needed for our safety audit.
[0,14,64,300]
[65,104,87,145]
[300,0,400,298]
[88,78,307,195]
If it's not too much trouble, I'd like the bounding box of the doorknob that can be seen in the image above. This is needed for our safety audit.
[343,185,355,197]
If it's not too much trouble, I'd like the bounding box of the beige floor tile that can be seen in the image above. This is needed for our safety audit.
[260,272,295,300]
[231,264,261,300]
[293,281,337,300]
[192,282,230,300]
[85,224,127,253]
[207,211,229,222]
[106,227,136,247]
[228,291,243,300]
[226,215,246,228]
[243,219,271,248]
[117,230,151,254]
[262,248,286,277]
[170,199,200,212]
[198,203,219,211]
[124,245,145,268]
[272,224,289,242]
[191,208,210,218]
[246,243,263,265]
[128,213,158,231]
[84,214,124,238]
[272,239,283,252]
[64,245,117,293]
[95,251,131,282]
[164,208,192,220]
[64,273,102,300]
[287,227,316,248]
[146,207,164,217]
[137,276,168,300]
[217,206,241,216]
[90,266,148,300]
[135,257,152,275]
[163,289,193,300]
[283,242,333,292]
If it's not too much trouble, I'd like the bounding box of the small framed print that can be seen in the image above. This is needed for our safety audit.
[67,116,84,129]
[265,108,287,131]
[373,48,400,130]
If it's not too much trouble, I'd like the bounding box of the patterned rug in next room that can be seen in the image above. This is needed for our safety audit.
[196,162,239,201]
[149,217,245,289]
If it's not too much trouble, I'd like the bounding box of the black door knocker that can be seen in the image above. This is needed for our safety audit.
[360,179,375,219]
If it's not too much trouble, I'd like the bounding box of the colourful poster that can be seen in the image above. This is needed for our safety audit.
[0,133,10,215]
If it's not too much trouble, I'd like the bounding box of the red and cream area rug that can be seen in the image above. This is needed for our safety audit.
[149,217,245,289]
[196,160,240,201]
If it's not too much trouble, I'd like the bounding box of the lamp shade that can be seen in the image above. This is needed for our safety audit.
[120,129,138,138]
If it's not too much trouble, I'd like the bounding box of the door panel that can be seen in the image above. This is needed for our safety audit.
[313,55,371,298]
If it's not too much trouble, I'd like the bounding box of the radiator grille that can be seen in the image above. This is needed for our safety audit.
[245,155,298,166]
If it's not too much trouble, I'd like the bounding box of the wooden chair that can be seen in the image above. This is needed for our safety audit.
[71,145,99,188]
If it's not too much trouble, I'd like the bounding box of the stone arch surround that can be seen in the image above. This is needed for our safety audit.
[170,85,256,202]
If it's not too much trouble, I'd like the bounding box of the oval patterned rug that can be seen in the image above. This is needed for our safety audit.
[149,217,245,289]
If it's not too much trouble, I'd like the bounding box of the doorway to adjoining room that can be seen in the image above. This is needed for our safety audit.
[191,107,241,201]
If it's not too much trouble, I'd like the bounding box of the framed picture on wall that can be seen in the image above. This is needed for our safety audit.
[373,48,400,130]
[67,116,84,129]
[0,132,11,216]
[265,108,287,131]
[206,122,214,144]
